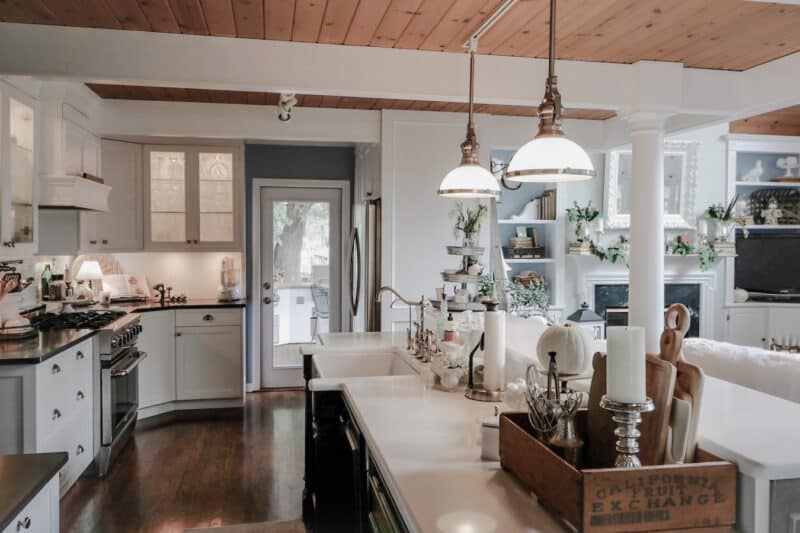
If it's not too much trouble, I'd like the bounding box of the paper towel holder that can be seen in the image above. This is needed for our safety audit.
[465,302,505,402]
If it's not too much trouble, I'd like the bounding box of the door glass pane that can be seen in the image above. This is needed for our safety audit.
[199,152,233,242]
[9,99,34,244]
[150,151,186,242]
[273,201,330,368]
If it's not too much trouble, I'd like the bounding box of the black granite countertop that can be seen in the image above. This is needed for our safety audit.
[117,298,246,313]
[0,328,97,365]
[0,453,67,531]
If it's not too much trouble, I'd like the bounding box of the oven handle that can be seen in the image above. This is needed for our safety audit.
[110,350,147,377]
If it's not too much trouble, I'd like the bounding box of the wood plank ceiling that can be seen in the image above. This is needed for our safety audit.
[85,83,617,120]
[730,105,800,137]
[2,1,800,71]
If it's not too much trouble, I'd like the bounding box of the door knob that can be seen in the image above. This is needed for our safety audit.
[263,282,271,290]
[263,297,272,305]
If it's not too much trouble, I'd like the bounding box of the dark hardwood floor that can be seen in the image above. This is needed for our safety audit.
[61,391,305,533]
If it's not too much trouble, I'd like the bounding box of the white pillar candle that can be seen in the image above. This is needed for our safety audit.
[482,306,506,392]
[606,326,647,403]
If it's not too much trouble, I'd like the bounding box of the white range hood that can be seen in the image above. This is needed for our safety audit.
[39,174,111,212]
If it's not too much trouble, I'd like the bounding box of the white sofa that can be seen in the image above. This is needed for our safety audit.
[683,338,800,404]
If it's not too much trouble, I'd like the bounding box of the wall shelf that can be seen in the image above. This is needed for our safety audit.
[735,181,800,188]
[744,224,800,230]
[504,258,555,264]
[498,219,556,225]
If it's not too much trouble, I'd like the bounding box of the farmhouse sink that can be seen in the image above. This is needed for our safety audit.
[313,352,418,379]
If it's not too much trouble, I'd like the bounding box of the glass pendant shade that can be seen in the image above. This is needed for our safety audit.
[506,134,595,183]
[438,163,500,198]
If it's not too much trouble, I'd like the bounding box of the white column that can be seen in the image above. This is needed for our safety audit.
[627,113,666,353]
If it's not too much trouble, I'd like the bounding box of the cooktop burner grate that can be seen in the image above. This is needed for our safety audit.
[31,311,126,331]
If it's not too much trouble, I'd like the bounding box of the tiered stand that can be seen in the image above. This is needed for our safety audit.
[431,245,486,312]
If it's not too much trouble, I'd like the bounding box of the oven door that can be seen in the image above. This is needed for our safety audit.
[101,348,147,446]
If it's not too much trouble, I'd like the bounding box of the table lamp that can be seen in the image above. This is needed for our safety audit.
[75,260,103,299]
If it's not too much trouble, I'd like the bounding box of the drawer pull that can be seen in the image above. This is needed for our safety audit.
[76,350,85,360]
[76,444,85,456]
[102,239,109,245]
[89,240,97,245]
[77,390,85,401]
[202,314,214,321]
[52,409,62,421]
[16,516,31,530]
[51,363,61,374]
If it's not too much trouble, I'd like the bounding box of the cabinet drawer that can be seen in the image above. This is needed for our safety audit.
[1,476,56,533]
[35,342,92,444]
[40,409,92,496]
[176,308,241,327]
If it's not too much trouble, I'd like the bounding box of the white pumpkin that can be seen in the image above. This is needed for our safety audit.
[536,323,595,375]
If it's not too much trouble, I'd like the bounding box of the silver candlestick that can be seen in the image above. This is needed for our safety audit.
[599,396,655,468]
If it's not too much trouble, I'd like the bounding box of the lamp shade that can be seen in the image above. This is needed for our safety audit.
[75,260,103,281]
[438,163,500,198]
[507,135,595,183]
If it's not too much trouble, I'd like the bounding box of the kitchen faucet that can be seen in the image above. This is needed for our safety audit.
[375,286,430,357]
[153,284,166,306]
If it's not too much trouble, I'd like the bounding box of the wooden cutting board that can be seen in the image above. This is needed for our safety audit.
[587,352,677,468]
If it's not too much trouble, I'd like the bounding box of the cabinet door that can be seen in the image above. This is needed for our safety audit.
[145,146,189,248]
[137,311,177,409]
[81,139,143,251]
[725,308,767,348]
[195,150,241,249]
[767,308,800,345]
[2,94,36,249]
[175,325,242,400]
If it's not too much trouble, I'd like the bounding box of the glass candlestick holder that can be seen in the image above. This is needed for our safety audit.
[599,395,655,468]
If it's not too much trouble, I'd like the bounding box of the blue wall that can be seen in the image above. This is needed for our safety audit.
[244,144,355,384]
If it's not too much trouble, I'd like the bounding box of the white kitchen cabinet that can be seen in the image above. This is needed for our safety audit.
[137,311,176,409]
[0,338,94,497]
[80,139,143,252]
[725,308,768,348]
[144,144,243,251]
[1,475,59,533]
[63,118,100,179]
[176,324,242,400]
[0,81,37,256]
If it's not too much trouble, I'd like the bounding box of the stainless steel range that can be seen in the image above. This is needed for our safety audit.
[31,310,145,476]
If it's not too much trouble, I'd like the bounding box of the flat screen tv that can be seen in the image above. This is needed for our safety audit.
[735,231,800,298]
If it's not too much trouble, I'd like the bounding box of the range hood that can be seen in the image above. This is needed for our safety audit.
[39,174,111,212]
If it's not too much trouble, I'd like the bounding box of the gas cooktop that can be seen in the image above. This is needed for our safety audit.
[31,310,127,331]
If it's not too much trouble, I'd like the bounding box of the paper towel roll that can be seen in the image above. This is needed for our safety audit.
[483,306,506,392]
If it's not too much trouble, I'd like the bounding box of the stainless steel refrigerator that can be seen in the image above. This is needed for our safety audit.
[348,198,381,332]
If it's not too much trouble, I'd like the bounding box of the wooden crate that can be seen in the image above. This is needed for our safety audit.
[499,412,737,533]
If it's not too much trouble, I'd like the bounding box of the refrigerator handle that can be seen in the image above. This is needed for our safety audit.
[347,227,362,316]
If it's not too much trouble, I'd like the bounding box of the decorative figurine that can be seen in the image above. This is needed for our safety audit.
[761,197,782,225]
[741,159,763,182]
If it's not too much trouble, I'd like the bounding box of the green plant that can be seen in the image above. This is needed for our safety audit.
[450,201,488,240]
[697,243,718,271]
[590,235,629,267]
[506,279,550,313]
[565,201,600,223]
[478,276,495,298]
[671,237,695,256]
[703,195,749,239]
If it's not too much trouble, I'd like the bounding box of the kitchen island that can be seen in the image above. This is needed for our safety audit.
[309,332,566,533]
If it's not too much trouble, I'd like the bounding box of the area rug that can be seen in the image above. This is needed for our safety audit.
[185,520,306,533]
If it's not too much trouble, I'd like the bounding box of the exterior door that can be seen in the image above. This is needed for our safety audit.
[260,186,342,388]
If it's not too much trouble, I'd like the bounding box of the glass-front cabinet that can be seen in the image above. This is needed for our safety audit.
[144,145,241,250]
[0,83,37,255]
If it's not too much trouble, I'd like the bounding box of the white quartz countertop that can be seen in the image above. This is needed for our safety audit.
[313,332,566,532]
[697,376,800,480]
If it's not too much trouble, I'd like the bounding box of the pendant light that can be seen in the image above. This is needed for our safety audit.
[437,39,500,199]
[506,0,595,183]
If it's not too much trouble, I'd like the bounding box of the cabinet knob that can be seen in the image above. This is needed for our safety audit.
[193,239,199,244]
[89,240,97,245]
[76,444,85,456]
[51,363,61,375]
[102,239,109,245]
[263,282,271,290]
[186,239,192,244]
[175,332,182,337]
[52,409,61,421]
[76,350,85,360]
[16,516,31,530]
[77,390,85,401]
[263,297,272,305]
[202,314,214,321]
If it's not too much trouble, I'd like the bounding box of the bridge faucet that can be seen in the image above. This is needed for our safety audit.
[376,286,426,355]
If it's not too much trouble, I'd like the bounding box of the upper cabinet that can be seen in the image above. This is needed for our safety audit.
[80,139,143,252]
[144,145,242,251]
[0,82,37,255]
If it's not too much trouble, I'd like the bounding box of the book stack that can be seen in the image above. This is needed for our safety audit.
[713,241,736,256]
[568,243,593,255]
[510,236,535,249]
[537,189,557,220]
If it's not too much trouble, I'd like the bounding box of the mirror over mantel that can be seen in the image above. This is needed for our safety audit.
[604,141,699,229]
